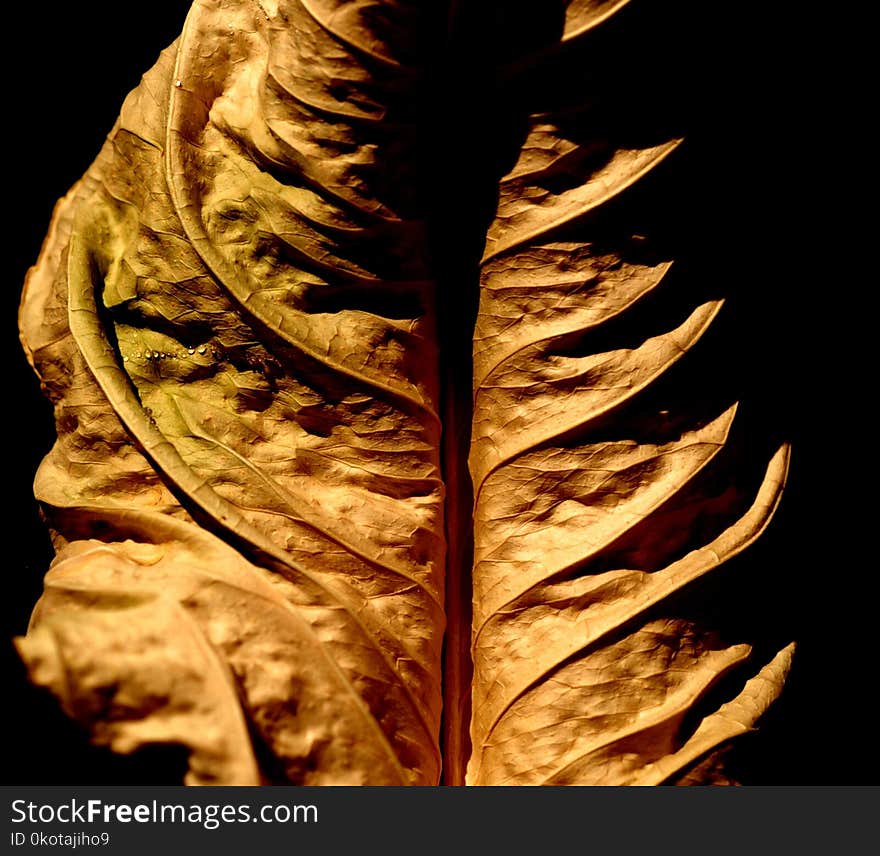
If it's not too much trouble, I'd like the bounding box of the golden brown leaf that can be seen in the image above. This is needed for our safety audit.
[19,0,445,785]
[466,4,792,785]
[16,0,792,786]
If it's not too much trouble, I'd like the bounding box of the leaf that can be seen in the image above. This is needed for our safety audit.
[466,4,792,785]
[18,512,424,784]
[562,1,635,43]
[19,0,445,786]
[19,594,261,787]
[16,0,792,785]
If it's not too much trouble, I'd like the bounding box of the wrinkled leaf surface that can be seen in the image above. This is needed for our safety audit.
[17,0,791,786]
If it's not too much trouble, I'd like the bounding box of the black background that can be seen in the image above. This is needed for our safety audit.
[2,2,872,785]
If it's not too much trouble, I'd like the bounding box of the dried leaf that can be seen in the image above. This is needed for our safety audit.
[466,6,791,784]
[16,0,792,786]
[19,0,445,786]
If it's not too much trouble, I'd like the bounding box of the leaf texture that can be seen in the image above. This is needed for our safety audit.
[18,0,446,785]
[16,0,793,786]
[466,4,792,784]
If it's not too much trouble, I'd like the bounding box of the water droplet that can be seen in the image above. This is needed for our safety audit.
[175,79,182,88]
[188,348,195,355]
[153,351,160,359]
[122,356,129,363]
[198,346,207,355]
